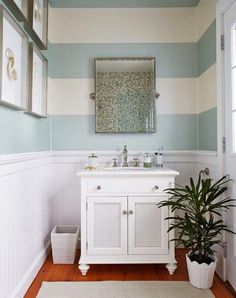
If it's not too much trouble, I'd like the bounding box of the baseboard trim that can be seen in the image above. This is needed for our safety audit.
[225,281,236,297]
[10,238,81,298]
[10,241,51,298]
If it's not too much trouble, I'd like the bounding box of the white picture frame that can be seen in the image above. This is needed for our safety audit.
[3,0,48,50]
[27,0,48,49]
[0,6,28,110]
[2,0,29,23]
[26,43,47,118]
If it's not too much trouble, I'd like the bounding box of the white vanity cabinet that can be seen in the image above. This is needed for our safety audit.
[77,168,179,276]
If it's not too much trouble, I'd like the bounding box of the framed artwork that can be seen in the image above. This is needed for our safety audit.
[27,43,47,117]
[25,0,48,50]
[0,6,28,110]
[2,0,48,50]
[2,0,29,23]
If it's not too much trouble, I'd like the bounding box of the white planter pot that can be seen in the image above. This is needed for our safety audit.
[186,253,217,289]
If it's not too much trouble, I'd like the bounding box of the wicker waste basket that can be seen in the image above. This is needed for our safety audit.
[51,225,79,264]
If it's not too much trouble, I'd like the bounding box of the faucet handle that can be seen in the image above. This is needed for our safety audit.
[133,158,139,167]
[112,158,118,167]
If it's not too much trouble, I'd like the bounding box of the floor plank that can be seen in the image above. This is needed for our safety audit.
[24,249,235,298]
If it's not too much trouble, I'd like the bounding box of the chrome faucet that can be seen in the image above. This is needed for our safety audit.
[122,145,128,167]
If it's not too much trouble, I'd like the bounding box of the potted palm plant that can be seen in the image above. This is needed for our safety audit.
[158,174,235,289]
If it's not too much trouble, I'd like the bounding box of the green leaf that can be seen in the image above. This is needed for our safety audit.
[160,174,236,255]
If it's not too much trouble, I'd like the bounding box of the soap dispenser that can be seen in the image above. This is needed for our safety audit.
[143,153,152,168]
[155,147,164,168]
[88,153,98,169]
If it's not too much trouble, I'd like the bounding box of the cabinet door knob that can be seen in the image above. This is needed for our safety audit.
[154,185,159,190]
[129,210,134,215]
[97,185,101,190]
[123,210,128,215]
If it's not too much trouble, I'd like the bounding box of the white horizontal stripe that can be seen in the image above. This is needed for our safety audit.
[48,7,196,43]
[197,63,216,113]
[157,78,197,114]
[48,78,197,115]
[196,0,216,40]
[48,78,95,115]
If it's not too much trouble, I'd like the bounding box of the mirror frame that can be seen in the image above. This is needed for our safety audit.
[94,57,157,134]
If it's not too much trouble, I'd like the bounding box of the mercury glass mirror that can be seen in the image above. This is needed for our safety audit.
[95,58,156,133]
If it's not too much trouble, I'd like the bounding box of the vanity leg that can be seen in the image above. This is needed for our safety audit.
[79,264,90,276]
[166,263,177,275]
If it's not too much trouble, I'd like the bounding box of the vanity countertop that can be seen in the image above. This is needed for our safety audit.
[76,167,179,178]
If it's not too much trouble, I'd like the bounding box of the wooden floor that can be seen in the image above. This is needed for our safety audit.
[25,249,235,298]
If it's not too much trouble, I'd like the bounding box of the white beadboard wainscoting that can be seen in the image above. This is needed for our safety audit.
[0,150,218,298]
[0,152,53,298]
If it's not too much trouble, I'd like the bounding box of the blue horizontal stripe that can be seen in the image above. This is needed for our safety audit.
[49,0,200,8]
[48,43,197,79]
[198,20,216,76]
[0,106,51,154]
[199,107,217,151]
[51,114,198,151]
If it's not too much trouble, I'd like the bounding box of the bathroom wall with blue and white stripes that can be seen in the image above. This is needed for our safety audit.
[47,0,217,152]
[196,0,217,151]
[0,0,216,153]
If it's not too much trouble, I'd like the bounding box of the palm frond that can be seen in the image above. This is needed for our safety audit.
[158,173,236,258]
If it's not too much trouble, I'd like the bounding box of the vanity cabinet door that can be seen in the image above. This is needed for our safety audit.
[128,196,169,255]
[87,196,127,255]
